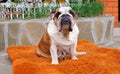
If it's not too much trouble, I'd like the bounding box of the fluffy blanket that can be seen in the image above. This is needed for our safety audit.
[7,40,120,74]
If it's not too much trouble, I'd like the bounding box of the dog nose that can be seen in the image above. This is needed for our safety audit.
[62,18,70,25]
[64,18,69,23]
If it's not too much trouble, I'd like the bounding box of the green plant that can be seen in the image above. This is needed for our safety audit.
[36,7,50,18]
[24,6,51,19]
[11,0,18,3]
[70,1,104,17]
[23,0,104,19]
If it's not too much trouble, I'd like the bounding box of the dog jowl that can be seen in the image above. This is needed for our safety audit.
[36,7,86,64]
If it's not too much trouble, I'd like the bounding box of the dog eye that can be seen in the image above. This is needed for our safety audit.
[55,12,61,18]
[69,10,75,17]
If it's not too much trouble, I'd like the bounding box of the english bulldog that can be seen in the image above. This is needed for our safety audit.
[36,7,86,64]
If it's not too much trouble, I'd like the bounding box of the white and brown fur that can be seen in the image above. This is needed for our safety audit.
[36,7,86,64]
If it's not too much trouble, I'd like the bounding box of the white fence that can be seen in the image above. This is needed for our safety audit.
[0,0,84,19]
[0,0,101,20]
[0,0,49,19]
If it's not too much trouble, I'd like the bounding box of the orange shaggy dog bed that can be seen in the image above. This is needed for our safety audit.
[7,40,120,74]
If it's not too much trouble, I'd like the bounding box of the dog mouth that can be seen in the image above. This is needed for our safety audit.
[59,14,72,32]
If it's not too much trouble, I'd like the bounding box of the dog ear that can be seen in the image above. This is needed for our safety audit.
[69,10,78,20]
[69,10,78,25]
[48,10,56,20]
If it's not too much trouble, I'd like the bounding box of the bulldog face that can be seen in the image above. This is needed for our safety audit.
[50,7,78,36]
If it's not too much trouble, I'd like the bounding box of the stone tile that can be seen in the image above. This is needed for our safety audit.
[77,21,94,42]
[0,54,12,65]
[21,33,32,46]
[105,20,112,40]
[99,36,120,49]
[24,22,46,45]
[112,36,120,49]
[8,23,21,46]
[0,64,11,74]
[0,55,12,74]
[94,20,104,43]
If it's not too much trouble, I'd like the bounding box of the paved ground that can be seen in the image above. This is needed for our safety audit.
[0,55,11,74]
[99,36,120,49]
[0,36,120,74]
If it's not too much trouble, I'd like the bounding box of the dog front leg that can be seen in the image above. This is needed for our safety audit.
[71,40,86,60]
[74,40,86,56]
[71,43,78,60]
[50,40,58,64]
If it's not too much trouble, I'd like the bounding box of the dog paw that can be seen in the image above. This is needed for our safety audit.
[51,60,59,65]
[71,56,78,60]
[76,52,87,55]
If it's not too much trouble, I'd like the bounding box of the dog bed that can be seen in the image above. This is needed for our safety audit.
[7,40,120,74]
